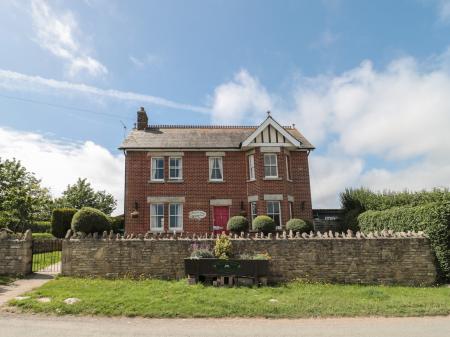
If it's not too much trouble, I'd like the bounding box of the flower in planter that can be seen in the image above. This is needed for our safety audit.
[214,234,232,259]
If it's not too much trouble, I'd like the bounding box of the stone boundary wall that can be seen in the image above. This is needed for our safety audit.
[0,230,32,276]
[62,230,438,285]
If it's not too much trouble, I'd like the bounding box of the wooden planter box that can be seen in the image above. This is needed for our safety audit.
[184,258,269,285]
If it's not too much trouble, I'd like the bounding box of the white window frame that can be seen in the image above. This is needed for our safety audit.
[169,203,183,231]
[151,157,164,181]
[264,154,278,178]
[248,154,255,181]
[267,201,282,229]
[150,203,164,231]
[169,157,183,180]
[250,201,257,223]
[289,201,293,220]
[209,157,223,181]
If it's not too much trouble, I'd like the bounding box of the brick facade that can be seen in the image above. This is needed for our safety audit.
[124,148,313,234]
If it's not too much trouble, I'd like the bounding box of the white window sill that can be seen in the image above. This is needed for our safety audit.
[150,228,164,232]
[168,228,184,233]
[168,179,184,183]
[208,180,225,183]
[149,180,165,184]
[247,179,256,182]
[263,177,282,181]
[286,178,293,182]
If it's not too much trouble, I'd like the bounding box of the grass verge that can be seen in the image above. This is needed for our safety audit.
[9,277,450,318]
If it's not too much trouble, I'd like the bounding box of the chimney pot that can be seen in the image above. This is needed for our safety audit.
[136,107,148,130]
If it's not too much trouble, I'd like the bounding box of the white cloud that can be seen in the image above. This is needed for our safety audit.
[435,0,450,22]
[211,53,450,207]
[0,127,124,215]
[211,70,273,124]
[0,69,210,113]
[129,54,161,68]
[30,0,107,77]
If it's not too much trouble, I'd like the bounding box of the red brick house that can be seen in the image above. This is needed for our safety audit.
[120,107,314,234]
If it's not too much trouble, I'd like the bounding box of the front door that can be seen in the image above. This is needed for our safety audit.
[213,206,229,234]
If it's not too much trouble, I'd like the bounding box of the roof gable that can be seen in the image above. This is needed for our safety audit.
[241,116,301,148]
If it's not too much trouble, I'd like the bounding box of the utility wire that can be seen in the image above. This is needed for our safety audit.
[0,92,130,120]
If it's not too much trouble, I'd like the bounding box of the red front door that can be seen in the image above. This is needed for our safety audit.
[213,206,229,234]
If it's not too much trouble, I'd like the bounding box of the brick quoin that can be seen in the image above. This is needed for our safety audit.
[121,108,314,234]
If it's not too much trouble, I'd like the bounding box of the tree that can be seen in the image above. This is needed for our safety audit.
[0,158,53,232]
[55,178,117,215]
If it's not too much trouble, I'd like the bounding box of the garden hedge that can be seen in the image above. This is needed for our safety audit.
[286,218,312,233]
[51,208,77,238]
[252,215,276,233]
[71,207,111,234]
[227,216,249,233]
[108,215,125,233]
[358,202,450,280]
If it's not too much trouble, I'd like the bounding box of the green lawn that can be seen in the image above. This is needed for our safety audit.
[9,277,450,318]
[0,276,15,285]
[32,252,61,272]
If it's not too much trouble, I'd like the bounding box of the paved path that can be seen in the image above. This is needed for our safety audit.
[0,272,55,306]
[0,314,449,337]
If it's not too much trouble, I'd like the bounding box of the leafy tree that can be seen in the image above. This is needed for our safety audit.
[0,158,53,232]
[55,178,117,215]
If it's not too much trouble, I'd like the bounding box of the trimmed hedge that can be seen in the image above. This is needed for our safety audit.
[358,202,450,280]
[51,208,77,238]
[108,215,125,233]
[227,216,249,233]
[71,207,111,234]
[286,218,311,233]
[29,221,51,233]
[252,215,276,233]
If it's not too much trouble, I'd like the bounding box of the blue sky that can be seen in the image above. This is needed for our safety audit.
[1,0,450,213]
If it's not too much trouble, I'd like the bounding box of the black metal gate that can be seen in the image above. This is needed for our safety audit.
[32,239,62,273]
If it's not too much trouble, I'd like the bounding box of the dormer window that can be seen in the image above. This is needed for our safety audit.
[264,154,278,178]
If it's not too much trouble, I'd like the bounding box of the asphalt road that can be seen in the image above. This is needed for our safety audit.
[0,314,449,337]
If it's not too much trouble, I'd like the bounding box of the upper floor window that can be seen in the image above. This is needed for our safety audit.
[248,154,255,180]
[151,157,164,181]
[264,154,278,178]
[150,204,164,231]
[169,157,182,180]
[169,203,183,231]
[209,157,223,181]
[267,201,281,229]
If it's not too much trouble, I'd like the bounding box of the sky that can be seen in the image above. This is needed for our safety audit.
[1,0,450,215]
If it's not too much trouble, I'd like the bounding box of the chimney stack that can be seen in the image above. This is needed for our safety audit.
[136,107,148,130]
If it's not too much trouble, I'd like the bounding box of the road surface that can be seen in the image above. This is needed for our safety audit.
[0,313,449,337]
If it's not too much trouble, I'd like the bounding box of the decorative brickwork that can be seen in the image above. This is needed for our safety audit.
[0,230,32,276]
[62,230,438,285]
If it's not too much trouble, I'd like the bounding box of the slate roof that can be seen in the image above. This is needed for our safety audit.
[119,125,314,150]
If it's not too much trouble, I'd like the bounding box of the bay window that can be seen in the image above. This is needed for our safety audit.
[264,154,278,178]
[267,201,281,229]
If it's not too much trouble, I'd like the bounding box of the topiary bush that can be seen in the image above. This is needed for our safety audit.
[71,207,111,234]
[214,234,232,259]
[51,208,77,238]
[227,216,249,233]
[358,201,450,281]
[286,218,312,233]
[252,215,276,233]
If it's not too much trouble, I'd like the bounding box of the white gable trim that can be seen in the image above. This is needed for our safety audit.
[241,116,301,148]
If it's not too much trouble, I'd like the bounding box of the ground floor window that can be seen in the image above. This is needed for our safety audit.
[267,201,281,229]
[250,202,257,223]
[169,203,183,230]
[150,204,164,230]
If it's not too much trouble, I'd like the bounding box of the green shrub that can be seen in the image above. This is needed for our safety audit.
[214,234,232,259]
[71,207,111,234]
[32,232,54,240]
[190,249,214,259]
[252,215,276,233]
[286,218,311,233]
[227,216,249,233]
[28,221,51,233]
[108,215,125,233]
[51,208,77,238]
[358,202,450,281]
